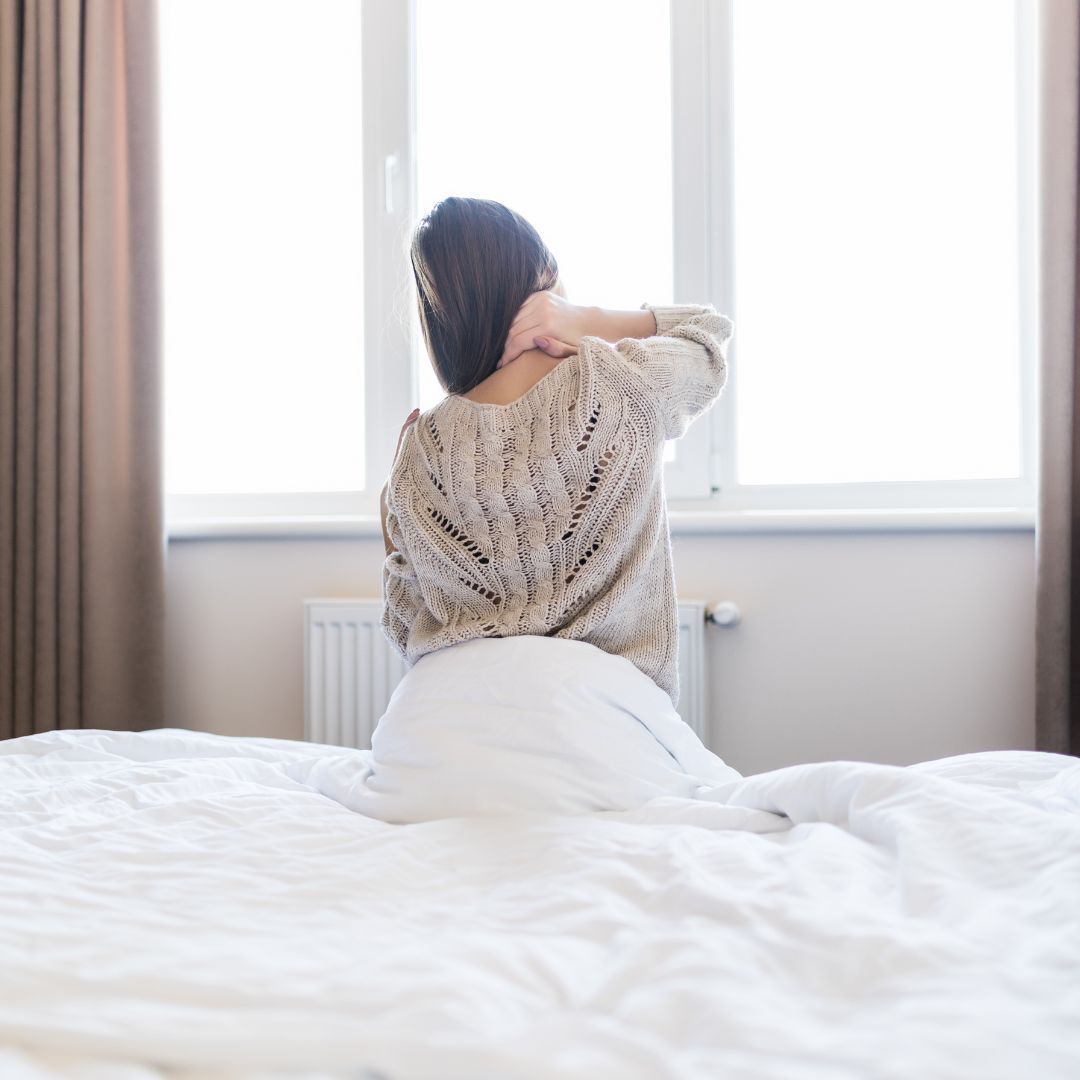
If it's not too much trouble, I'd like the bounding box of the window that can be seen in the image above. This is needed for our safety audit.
[161,0,1036,530]
[718,0,1035,510]
[161,0,367,519]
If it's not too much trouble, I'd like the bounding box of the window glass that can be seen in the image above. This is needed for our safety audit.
[731,0,1022,485]
[161,0,365,495]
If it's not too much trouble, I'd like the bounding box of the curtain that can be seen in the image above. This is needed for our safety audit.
[1036,0,1080,755]
[0,0,165,739]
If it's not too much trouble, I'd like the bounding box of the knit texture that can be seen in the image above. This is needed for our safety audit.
[380,304,734,707]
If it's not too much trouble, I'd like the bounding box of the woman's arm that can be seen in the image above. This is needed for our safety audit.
[382,408,420,556]
[586,307,657,343]
[605,304,734,441]
[498,293,657,368]
[504,290,733,440]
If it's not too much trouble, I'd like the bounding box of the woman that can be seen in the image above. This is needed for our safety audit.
[363,197,738,819]
[380,196,733,708]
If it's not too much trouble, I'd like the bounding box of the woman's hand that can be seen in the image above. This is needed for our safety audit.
[498,291,591,370]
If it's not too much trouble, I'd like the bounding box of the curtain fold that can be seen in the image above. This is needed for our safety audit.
[1036,0,1080,756]
[0,0,165,740]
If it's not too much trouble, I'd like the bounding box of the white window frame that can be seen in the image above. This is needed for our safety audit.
[164,0,1037,534]
[671,0,1039,513]
[165,0,415,529]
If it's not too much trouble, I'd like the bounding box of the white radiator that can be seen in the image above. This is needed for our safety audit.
[303,600,407,750]
[303,599,709,750]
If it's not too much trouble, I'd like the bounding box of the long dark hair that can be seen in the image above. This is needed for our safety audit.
[410,197,559,395]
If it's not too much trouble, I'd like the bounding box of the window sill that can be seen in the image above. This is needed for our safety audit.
[665,507,1036,533]
[165,507,1036,541]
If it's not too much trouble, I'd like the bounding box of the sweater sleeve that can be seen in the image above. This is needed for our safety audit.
[591,302,734,441]
[380,490,422,664]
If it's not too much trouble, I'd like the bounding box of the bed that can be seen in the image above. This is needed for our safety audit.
[2,637,1079,1079]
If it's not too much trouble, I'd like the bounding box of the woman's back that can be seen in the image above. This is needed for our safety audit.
[381,304,733,708]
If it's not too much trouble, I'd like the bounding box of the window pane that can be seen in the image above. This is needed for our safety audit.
[414,0,674,413]
[161,0,365,495]
[731,0,1022,486]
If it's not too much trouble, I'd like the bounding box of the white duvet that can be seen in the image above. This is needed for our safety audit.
[1,635,1079,1080]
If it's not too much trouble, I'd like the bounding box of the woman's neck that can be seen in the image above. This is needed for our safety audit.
[459,348,568,405]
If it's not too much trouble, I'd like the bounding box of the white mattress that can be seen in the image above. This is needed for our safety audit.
[2,637,1079,1079]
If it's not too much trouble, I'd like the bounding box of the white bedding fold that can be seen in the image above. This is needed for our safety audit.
[287,635,743,823]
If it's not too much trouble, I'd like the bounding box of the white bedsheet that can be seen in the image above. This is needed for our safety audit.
[1,636,1079,1079]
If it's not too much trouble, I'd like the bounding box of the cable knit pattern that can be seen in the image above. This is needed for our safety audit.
[381,304,734,707]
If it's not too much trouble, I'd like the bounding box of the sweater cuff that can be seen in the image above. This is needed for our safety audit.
[640,302,715,336]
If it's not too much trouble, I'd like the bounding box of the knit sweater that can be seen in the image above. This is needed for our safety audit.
[380,303,734,708]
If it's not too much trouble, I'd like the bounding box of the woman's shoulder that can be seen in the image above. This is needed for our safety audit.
[402,347,651,453]
[424,354,582,421]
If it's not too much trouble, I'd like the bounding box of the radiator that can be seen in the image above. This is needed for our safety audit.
[303,599,709,750]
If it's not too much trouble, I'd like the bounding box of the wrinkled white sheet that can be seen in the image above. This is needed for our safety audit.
[1,637,1079,1079]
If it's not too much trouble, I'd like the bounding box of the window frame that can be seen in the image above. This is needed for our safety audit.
[164,0,1038,534]
[164,0,415,528]
[684,0,1039,514]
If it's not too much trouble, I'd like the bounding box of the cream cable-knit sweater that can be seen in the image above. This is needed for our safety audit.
[380,303,734,707]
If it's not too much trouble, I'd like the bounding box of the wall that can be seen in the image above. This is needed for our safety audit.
[164,529,1035,776]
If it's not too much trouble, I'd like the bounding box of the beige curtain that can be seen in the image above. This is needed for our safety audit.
[1037,0,1080,756]
[0,0,165,740]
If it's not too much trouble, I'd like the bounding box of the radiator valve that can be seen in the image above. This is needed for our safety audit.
[705,601,741,628]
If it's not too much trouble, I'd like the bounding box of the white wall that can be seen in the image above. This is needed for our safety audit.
[165,529,1035,776]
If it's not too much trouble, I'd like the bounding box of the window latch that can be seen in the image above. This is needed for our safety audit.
[384,154,399,215]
